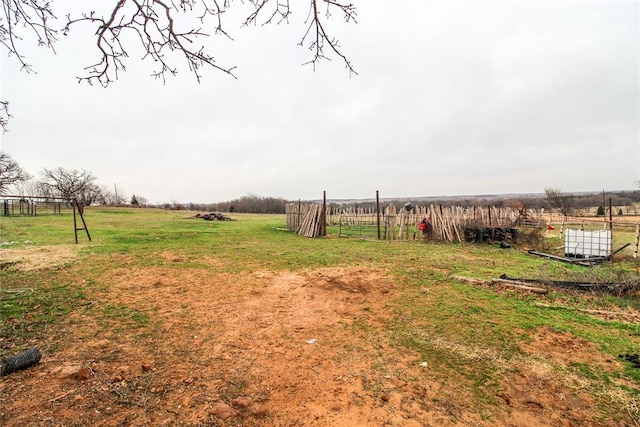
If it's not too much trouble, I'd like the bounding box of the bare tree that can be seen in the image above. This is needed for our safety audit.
[98,184,128,206]
[544,187,575,217]
[39,167,102,205]
[171,199,184,210]
[10,179,45,198]
[0,151,32,194]
[130,194,147,207]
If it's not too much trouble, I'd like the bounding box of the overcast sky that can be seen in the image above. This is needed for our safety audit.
[1,0,638,204]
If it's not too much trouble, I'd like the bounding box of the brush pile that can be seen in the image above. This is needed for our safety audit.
[194,212,232,221]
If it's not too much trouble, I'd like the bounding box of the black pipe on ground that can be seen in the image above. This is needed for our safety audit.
[0,347,42,376]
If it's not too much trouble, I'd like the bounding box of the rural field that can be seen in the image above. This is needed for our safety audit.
[1,207,640,426]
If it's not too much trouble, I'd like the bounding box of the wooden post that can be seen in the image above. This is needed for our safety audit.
[607,197,614,262]
[72,199,78,244]
[602,189,606,228]
[321,191,327,236]
[488,206,492,227]
[634,224,639,259]
[376,190,381,240]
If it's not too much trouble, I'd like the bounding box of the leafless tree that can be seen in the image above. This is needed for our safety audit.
[544,187,575,217]
[98,184,128,206]
[39,167,102,205]
[10,179,44,197]
[0,151,32,193]
[130,193,147,207]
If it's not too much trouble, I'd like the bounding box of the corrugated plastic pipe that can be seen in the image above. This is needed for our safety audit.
[0,347,41,376]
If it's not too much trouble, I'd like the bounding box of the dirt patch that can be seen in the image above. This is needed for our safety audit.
[0,262,635,426]
[499,327,625,426]
[498,366,595,427]
[0,245,79,271]
[3,265,450,426]
[522,326,619,371]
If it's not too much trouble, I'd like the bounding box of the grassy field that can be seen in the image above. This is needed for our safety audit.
[1,207,640,426]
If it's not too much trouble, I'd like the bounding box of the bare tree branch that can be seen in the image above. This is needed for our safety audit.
[243,0,292,27]
[299,0,357,75]
[1,0,358,126]
[1,0,57,131]
[0,101,10,133]
[4,0,357,86]
[62,0,239,86]
[60,0,357,86]
[0,0,57,72]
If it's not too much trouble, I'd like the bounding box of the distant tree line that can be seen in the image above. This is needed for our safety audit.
[4,152,638,215]
[176,195,288,214]
[136,189,640,215]
[539,189,640,216]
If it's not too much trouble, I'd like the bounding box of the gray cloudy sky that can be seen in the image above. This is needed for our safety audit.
[1,0,638,204]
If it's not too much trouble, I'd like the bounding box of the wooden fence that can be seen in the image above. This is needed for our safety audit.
[286,202,533,242]
[285,202,326,238]
[380,204,524,242]
[285,202,640,257]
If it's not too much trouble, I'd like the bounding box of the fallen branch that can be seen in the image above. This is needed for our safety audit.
[500,274,638,294]
[490,278,549,294]
[49,389,74,402]
[451,275,548,294]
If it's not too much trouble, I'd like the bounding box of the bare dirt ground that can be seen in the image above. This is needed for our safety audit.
[0,251,633,426]
[0,244,79,271]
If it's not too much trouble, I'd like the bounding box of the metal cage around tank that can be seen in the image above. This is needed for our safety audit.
[1,195,91,243]
[2,197,63,216]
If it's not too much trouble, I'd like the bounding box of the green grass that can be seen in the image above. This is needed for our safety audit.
[1,207,640,420]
